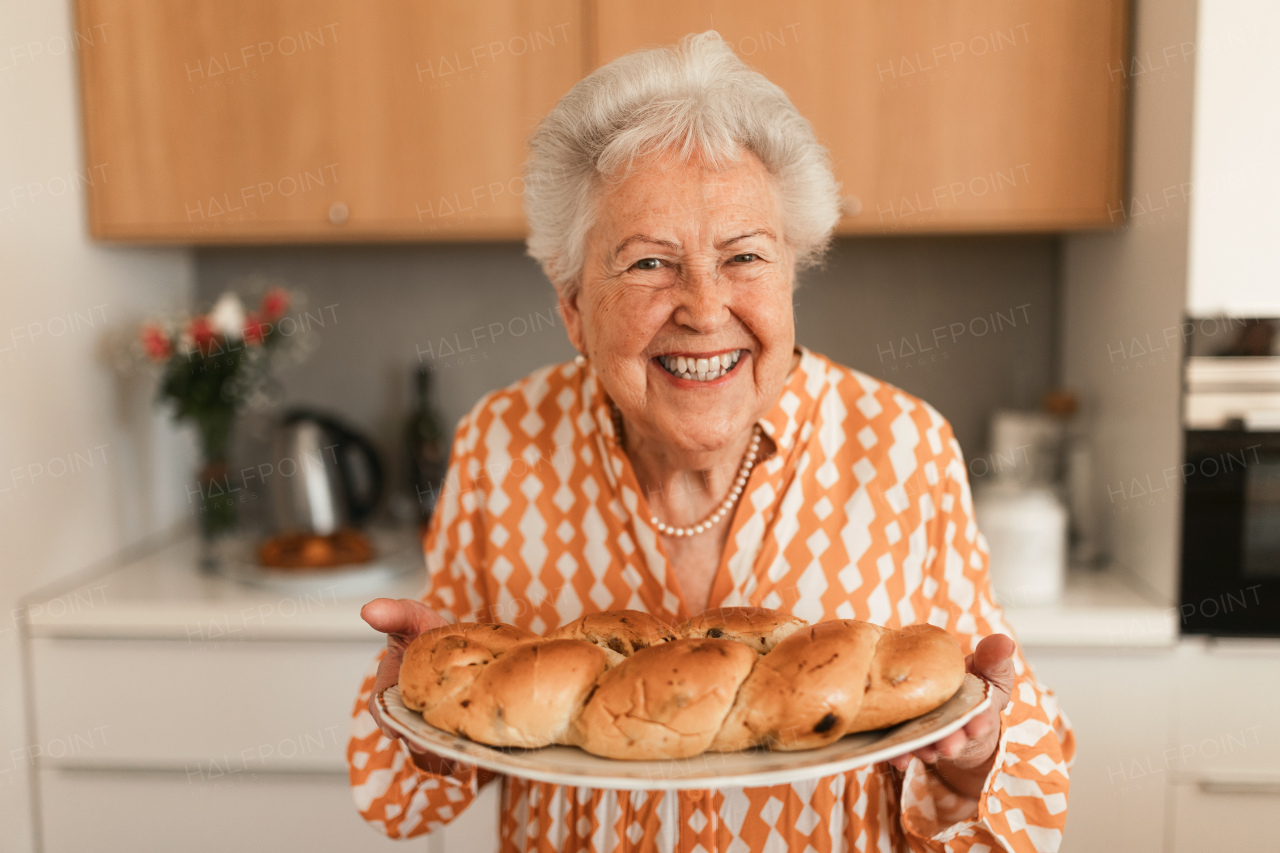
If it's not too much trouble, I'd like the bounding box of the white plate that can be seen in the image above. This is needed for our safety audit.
[377,673,991,791]
[216,528,420,596]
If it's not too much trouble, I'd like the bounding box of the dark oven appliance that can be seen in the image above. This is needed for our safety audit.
[1180,357,1280,637]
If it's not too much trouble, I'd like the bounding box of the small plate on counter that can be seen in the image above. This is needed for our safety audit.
[215,527,421,597]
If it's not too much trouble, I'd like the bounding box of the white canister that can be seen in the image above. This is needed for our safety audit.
[989,410,1065,486]
[972,481,1068,607]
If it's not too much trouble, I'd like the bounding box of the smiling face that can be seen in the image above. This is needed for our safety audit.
[560,148,796,456]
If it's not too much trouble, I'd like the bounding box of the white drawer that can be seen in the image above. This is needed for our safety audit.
[40,767,427,852]
[30,638,380,770]
[1171,779,1280,853]
[1174,641,1280,775]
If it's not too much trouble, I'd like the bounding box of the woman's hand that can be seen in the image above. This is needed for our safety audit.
[360,597,457,773]
[887,633,1016,799]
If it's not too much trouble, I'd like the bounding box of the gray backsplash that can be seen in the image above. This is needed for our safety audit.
[196,236,1056,495]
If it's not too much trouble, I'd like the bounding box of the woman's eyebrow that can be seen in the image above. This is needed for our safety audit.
[611,234,680,260]
[717,229,775,249]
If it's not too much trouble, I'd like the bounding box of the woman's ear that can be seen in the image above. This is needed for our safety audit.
[558,284,587,356]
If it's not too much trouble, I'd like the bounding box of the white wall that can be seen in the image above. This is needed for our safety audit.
[1060,0,1199,602]
[197,235,1058,479]
[0,2,194,850]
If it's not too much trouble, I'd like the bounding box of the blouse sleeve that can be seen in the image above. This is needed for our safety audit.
[898,415,1076,853]
[347,410,498,839]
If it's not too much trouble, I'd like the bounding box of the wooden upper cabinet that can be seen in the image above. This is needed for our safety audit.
[76,0,1126,242]
[592,0,1129,234]
[75,0,586,242]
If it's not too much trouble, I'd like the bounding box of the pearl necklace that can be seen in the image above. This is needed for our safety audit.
[647,424,762,538]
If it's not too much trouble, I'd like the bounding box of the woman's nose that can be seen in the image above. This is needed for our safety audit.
[673,263,731,332]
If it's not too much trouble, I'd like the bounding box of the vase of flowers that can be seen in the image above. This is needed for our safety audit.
[137,286,303,551]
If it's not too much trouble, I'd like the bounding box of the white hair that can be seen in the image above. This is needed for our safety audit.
[524,30,841,297]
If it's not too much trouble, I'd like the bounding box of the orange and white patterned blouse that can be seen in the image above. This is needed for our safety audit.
[348,347,1075,852]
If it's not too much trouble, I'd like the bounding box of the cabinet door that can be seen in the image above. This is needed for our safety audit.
[1174,641,1280,777]
[591,0,1127,234]
[30,638,381,768]
[75,0,585,242]
[1171,781,1280,853]
[1024,650,1175,853]
[41,768,428,852]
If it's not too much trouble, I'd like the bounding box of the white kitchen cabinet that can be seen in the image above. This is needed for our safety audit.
[1001,571,1179,850]
[19,535,505,853]
[30,638,380,769]
[36,637,1191,853]
[28,635,427,851]
[1173,639,1280,776]
[1022,638,1280,853]
[1171,780,1280,853]
[1023,649,1177,853]
[30,539,1264,853]
[1167,639,1280,851]
[1026,640,1280,852]
[29,632,499,853]
[1186,0,1280,317]
[40,767,423,852]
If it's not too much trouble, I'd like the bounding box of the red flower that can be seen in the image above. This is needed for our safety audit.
[243,311,266,345]
[260,288,290,320]
[139,325,172,361]
[190,316,217,355]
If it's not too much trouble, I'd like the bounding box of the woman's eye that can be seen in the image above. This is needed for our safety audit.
[732,253,758,263]
[634,258,662,271]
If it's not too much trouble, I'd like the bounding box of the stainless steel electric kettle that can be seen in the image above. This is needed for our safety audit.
[271,409,384,535]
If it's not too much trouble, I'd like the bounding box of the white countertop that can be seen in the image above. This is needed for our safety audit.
[22,531,425,642]
[1001,569,1178,649]
[23,533,1178,648]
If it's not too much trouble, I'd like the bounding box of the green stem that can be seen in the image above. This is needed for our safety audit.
[193,409,237,540]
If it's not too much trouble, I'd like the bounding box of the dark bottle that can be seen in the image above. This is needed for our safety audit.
[407,366,448,526]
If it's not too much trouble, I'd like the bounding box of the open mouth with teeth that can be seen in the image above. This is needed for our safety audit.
[654,350,744,382]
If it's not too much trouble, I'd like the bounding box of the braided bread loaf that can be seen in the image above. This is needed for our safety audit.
[397,607,965,760]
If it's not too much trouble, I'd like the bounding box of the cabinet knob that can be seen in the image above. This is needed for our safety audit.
[842,195,862,216]
[328,202,349,225]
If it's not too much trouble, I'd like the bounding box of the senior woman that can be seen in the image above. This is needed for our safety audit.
[349,32,1073,853]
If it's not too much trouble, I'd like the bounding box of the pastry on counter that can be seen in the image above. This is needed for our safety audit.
[257,528,374,569]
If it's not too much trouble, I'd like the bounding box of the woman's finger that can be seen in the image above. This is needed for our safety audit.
[932,729,970,759]
[964,708,997,740]
[361,598,447,637]
[367,681,402,737]
[360,599,450,743]
[971,634,1016,698]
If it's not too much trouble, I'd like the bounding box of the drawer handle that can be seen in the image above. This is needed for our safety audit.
[328,202,349,225]
[1197,776,1280,796]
